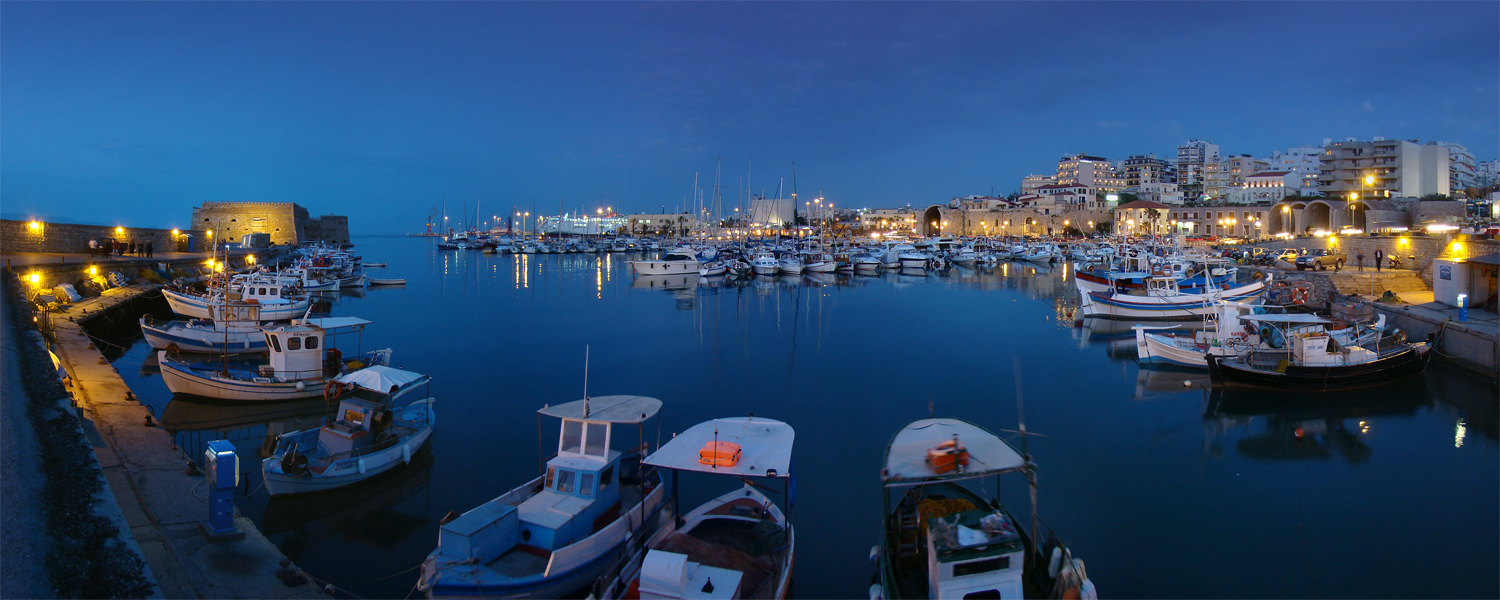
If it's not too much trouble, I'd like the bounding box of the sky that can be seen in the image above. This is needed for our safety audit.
[3,2,1497,233]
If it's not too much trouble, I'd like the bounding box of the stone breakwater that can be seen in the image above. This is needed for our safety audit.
[1,219,207,255]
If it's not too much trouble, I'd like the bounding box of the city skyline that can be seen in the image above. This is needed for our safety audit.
[3,2,1497,231]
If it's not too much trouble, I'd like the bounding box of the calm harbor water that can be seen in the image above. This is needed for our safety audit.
[110,234,1498,599]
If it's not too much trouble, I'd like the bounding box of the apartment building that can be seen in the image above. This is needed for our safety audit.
[1262,145,1323,194]
[1316,138,1450,200]
[1176,140,1220,201]
[1204,155,1269,203]
[1121,154,1176,187]
[1233,171,1300,205]
[1129,181,1185,206]
[1436,141,1476,194]
[1056,154,1124,194]
[1477,159,1500,188]
[1020,174,1054,195]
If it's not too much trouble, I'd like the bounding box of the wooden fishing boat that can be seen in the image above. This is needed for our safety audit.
[1205,319,1432,391]
[368,277,406,286]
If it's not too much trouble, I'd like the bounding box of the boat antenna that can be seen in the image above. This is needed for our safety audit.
[1013,355,1040,556]
[582,345,590,417]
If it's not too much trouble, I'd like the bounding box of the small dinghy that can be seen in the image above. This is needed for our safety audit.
[368,278,406,286]
[363,262,387,268]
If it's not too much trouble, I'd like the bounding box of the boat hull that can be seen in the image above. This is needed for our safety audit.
[629,260,698,275]
[1082,282,1268,320]
[1205,344,1432,390]
[158,353,328,401]
[141,319,267,355]
[163,288,310,320]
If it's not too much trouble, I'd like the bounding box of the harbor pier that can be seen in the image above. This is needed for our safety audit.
[3,248,323,598]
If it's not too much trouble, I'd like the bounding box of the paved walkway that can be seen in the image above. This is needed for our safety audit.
[50,287,322,599]
[2,248,268,269]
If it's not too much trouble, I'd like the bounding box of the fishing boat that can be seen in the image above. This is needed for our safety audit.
[418,395,668,599]
[630,249,699,276]
[1133,303,1386,368]
[368,277,407,286]
[699,260,729,277]
[873,419,1094,600]
[364,262,388,268]
[1205,316,1433,390]
[598,416,795,600]
[140,314,267,355]
[261,366,435,496]
[158,316,390,402]
[163,283,311,321]
[1078,272,1269,320]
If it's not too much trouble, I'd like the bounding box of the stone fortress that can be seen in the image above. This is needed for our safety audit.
[190,201,349,246]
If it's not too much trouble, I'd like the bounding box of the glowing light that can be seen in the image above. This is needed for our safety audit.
[28,221,41,231]
[206,230,213,238]
[171,229,179,236]
[89,266,97,275]
[1426,224,1458,233]
[1365,175,1375,186]
[28,272,40,284]
[1398,237,1409,246]
[115,227,124,234]
[1456,419,1467,448]
[1451,242,1464,253]
[247,255,256,264]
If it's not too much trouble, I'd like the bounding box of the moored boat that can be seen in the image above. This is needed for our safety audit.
[262,366,435,496]
[873,418,1094,599]
[1205,317,1432,390]
[158,317,388,402]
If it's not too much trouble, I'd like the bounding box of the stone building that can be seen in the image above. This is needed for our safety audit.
[189,201,349,246]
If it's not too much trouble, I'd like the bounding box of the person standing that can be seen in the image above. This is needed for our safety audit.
[146,240,153,258]
[88,238,98,257]
[1356,250,1365,271]
[1375,248,1383,272]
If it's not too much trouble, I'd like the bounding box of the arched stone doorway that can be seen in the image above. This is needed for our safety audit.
[923,206,944,236]
[1346,201,1371,231]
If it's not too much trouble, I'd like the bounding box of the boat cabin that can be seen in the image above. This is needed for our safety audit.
[321,397,385,456]
[925,510,1025,599]
[227,275,295,304]
[261,317,371,382]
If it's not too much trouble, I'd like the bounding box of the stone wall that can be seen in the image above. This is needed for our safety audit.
[190,201,307,246]
[0,220,206,255]
[304,214,350,244]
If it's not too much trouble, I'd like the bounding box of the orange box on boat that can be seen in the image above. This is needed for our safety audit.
[925,439,969,474]
[698,441,742,466]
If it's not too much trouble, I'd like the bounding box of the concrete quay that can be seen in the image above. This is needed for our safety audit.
[19,273,324,597]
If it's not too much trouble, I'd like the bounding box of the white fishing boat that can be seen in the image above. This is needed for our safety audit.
[630,250,699,276]
[262,366,435,496]
[163,285,311,321]
[1134,303,1386,368]
[801,253,837,273]
[158,316,390,402]
[778,255,805,275]
[873,419,1095,600]
[140,314,267,355]
[1078,271,1270,321]
[368,277,406,286]
[418,395,668,599]
[699,260,729,277]
[599,416,796,600]
[854,254,883,272]
[363,262,388,268]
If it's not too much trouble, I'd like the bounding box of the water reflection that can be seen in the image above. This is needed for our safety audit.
[1203,381,1430,463]
[263,447,434,556]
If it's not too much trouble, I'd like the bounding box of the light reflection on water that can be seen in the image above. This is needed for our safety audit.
[108,235,1497,599]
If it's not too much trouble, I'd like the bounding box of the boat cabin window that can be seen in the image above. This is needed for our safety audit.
[545,467,554,488]
[287,337,302,351]
[555,469,575,493]
[305,336,318,350]
[585,422,608,457]
[270,288,278,296]
[578,473,595,498]
[343,409,364,426]
[561,421,584,454]
[269,335,282,353]
[599,465,613,488]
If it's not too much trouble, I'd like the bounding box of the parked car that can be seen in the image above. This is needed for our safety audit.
[1268,249,1300,266]
[1295,248,1346,271]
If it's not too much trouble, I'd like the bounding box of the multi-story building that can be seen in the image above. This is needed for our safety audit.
[1121,154,1176,187]
[1436,141,1476,195]
[1020,174,1054,195]
[1055,154,1124,194]
[1316,138,1450,200]
[1032,183,1095,215]
[1262,144,1324,195]
[1128,182,1185,206]
[1232,171,1300,205]
[1114,200,1174,236]
[1176,140,1220,201]
[1477,159,1500,188]
[859,208,917,231]
[1164,205,1271,239]
[1204,155,1269,203]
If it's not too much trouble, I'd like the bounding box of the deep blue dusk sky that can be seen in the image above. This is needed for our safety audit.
[4,2,1496,233]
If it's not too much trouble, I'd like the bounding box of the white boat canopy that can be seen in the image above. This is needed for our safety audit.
[303,316,373,332]
[882,419,1026,487]
[538,395,662,424]
[644,417,794,479]
[1239,314,1333,324]
[336,365,429,395]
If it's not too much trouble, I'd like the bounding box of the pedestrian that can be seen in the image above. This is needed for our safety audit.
[1356,250,1365,271]
[1375,248,1383,272]
[88,238,98,257]
[146,240,153,258]
[114,240,122,256]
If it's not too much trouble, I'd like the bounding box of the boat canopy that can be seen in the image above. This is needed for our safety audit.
[336,365,429,395]
[882,419,1026,487]
[1239,314,1332,324]
[644,417,794,478]
[303,316,372,331]
[538,395,662,424]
